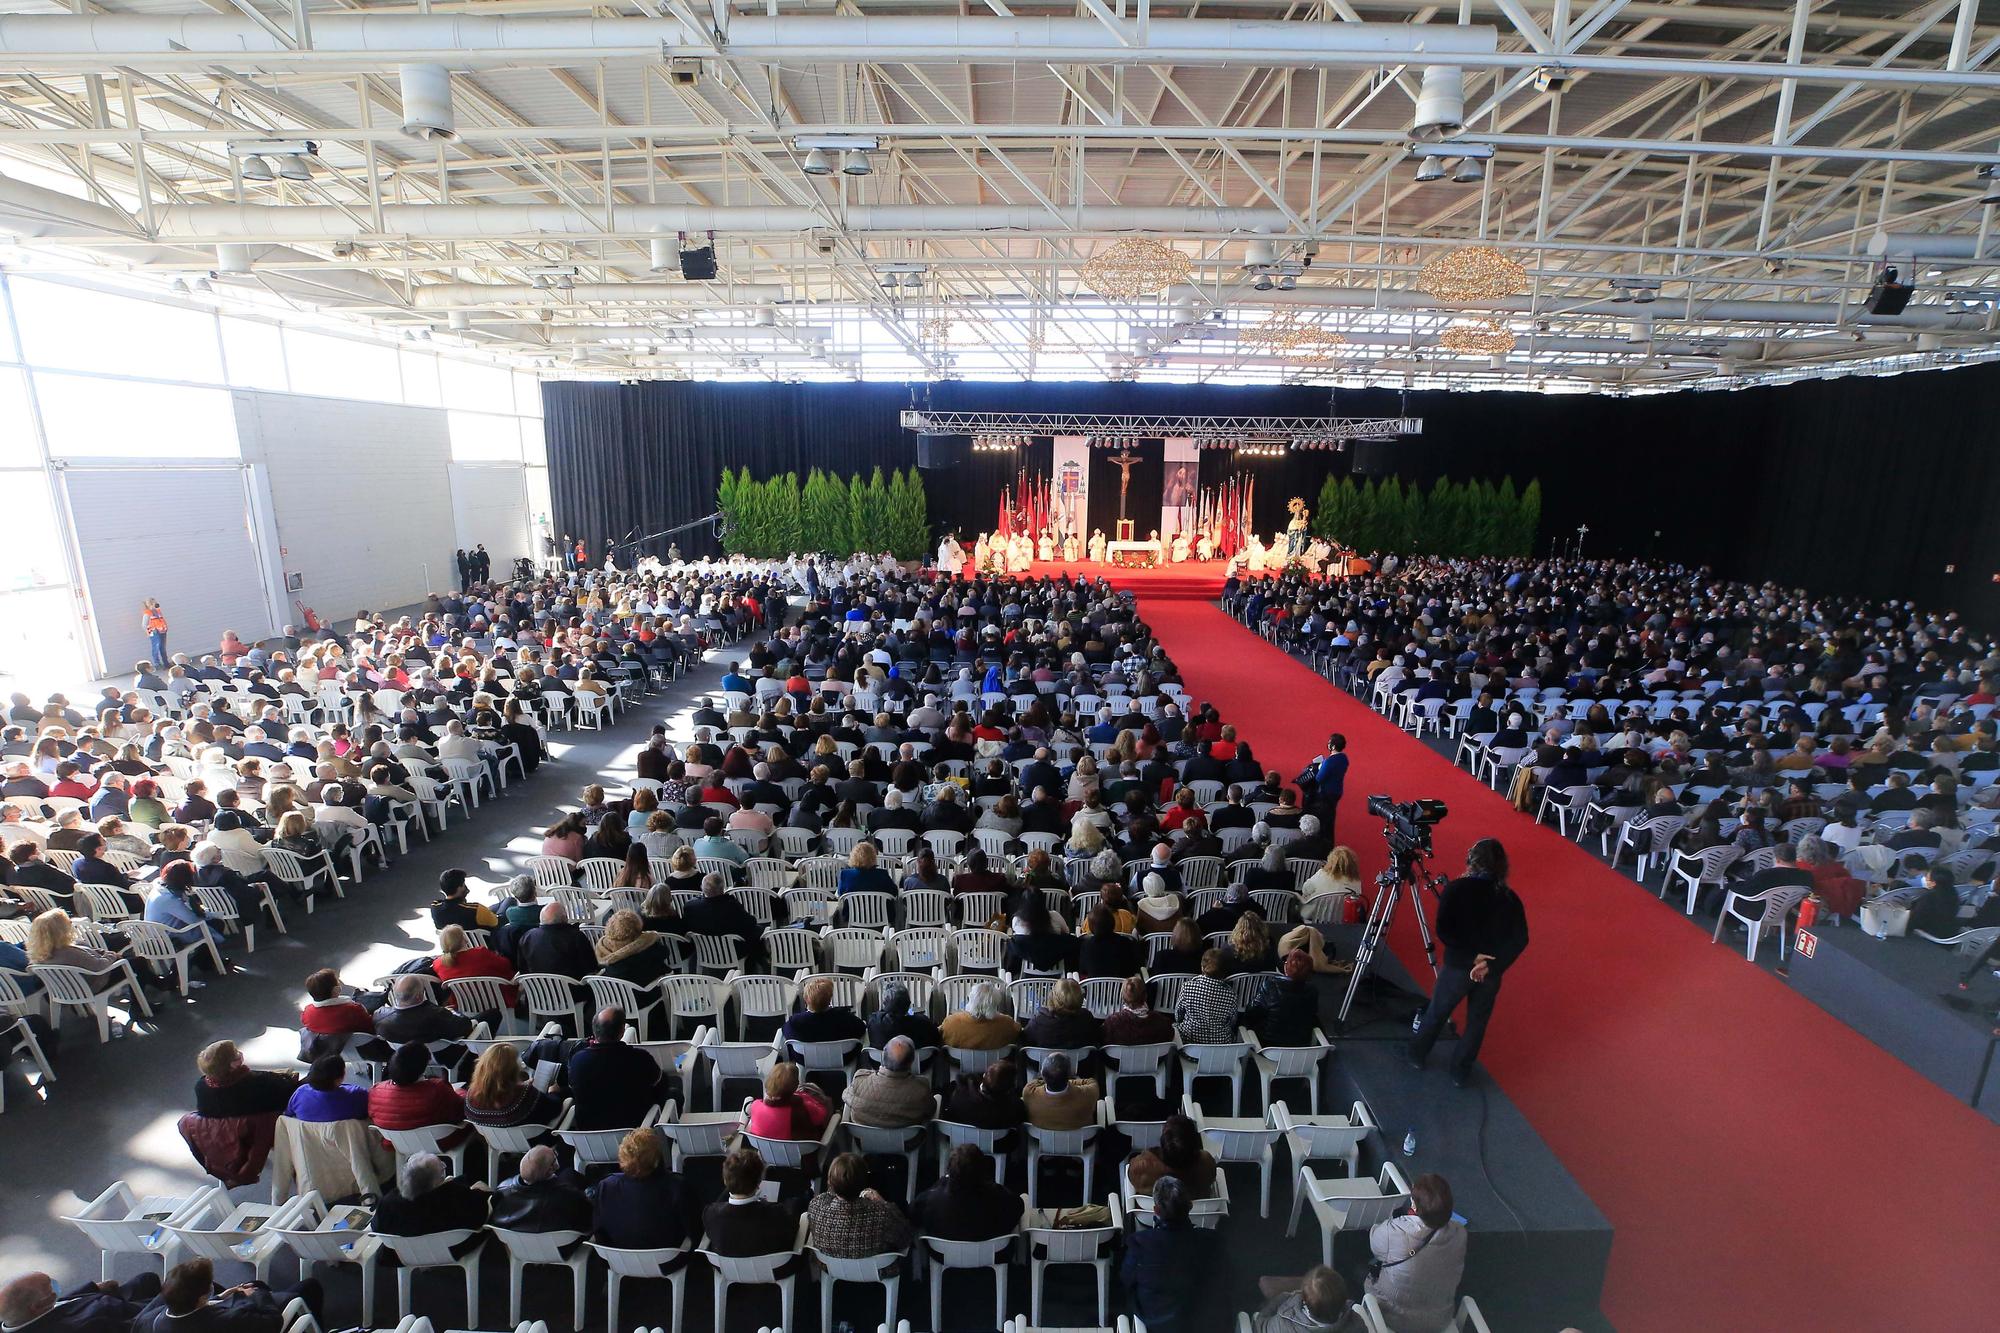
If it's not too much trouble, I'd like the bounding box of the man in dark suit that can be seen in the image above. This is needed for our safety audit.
[567,1008,669,1130]
[131,1257,321,1333]
[371,1153,490,1237]
[489,1145,592,1233]
[1178,742,1227,786]
[865,789,922,836]
[1018,749,1061,802]
[0,1270,161,1333]
[517,902,596,979]
[373,974,476,1047]
[682,872,765,959]
[1209,788,1256,832]
[701,1149,802,1263]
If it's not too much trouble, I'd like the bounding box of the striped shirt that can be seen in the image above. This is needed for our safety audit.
[1173,974,1240,1044]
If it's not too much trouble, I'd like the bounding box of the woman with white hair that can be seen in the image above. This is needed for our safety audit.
[939,978,1022,1050]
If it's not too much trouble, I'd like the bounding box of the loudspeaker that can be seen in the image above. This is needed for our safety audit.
[1865,268,1914,315]
[917,436,967,469]
[1351,441,1395,475]
[678,244,717,280]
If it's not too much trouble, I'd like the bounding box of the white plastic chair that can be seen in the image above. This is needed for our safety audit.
[273,1194,382,1326]
[922,1230,1018,1333]
[590,1239,692,1333]
[63,1181,217,1281]
[840,1098,936,1204]
[1712,884,1811,962]
[516,973,588,1032]
[1665,845,1742,915]
[1250,1029,1335,1114]
[470,1105,575,1188]
[1187,1097,1282,1219]
[1024,1104,1104,1208]
[123,919,224,996]
[377,1123,472,1180]
[1272,1098,1375,1220]
[700,1214,807,1333]
[375,1228,485,1326]
[32,960,153,1042]
[490,1226,591,1327]
[559,1102,664,1171]
[809,1247,901,1333]
[1177,1038,1254,1115]
[1289,1161,1412,1268]
[1025,1196,1123,1327]
[164,1192,308,1285]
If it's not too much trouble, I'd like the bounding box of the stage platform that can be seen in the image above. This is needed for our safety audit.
[955,556,1268,599]
[1787,924,2000,1121]
[1312,927,1616,1332]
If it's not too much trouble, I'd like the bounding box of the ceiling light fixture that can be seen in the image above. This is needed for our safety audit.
[1418,245,1529,302]
[1453,156,1486,184]
[1439,318,1518,354]
[239,154,273,182]
[802,148,834,176]
[842,149,873,176]
[1081,237,1194,301]
[274,154,312,182]
[1414,157,1447,183]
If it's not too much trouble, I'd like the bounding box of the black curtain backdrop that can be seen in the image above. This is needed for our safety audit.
[544,366,2000,622]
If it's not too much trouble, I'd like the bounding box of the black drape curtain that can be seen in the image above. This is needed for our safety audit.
[1089,439,1163,537]
[544,366,2000,622]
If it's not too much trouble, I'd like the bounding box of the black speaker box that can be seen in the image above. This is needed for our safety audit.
[1351,440,1395,475]
[917,436,968,469]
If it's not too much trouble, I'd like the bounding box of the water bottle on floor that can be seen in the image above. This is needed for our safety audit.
[1403,1129,1417,1157]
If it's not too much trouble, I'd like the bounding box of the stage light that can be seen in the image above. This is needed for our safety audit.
[802,148,835,176]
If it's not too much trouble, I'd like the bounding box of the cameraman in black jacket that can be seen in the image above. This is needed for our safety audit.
[1407,838,1529,1088]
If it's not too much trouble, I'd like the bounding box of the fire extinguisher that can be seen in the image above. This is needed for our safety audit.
[1797,896,1820,929]
[1340,893,1361,925]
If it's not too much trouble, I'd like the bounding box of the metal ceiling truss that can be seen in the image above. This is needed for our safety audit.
[899,409,1423,444]
[0,1,1995,391]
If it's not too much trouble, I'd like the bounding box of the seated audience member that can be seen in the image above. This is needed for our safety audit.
[1004,894,1078,976]
[845,1035,935,1128]
[464,1041,563,1129]
[915,1144,1024,1241]
[431,923,516,1015]
[1022,976,1104,1050]
[374,973,476,1049]
[807,1152,914,1259]
[1244,950,1323,1047]
[592,908,674,985]
[701,1149,803,1262]
[192,1040,299,1119]
[1910,867,1965,937]
[939,978,1022,1051]
[1300,846,1362,910]
[589,1127,695,1250]
[0,1269,162,1333]
[865,981,943,1052]
[298,967,375,1061]
[372,1152,490,1236]
[429,868,498,931]
[1022,1051,1099,1130]
[1364,1172,1468,1333]
[836,840,895,896]
[783,974,867,1045]
[1125,1111,1218,1198]
[681,871,765,960]
[566,1007,668,1130]
[516,901,596,980]
[1104,975,1176,1046]
[25,909,129,994]
[944,1059,1028,1130]
[132,1256,321,1333]
[368,1042,468,1141]
[1077,906,1146,979]
[746,1061,834,1140]
[1174,949,1241,1044]
[1220,911,1278,975]
[1149,919,1208,976]
[1255,1266,1370,1333]
[490,1145,592,1234]
[1121,1176,1205,1332]
[284,1054,370,1124]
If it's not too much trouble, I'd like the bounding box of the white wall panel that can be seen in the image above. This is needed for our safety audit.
[63,467,270,671]
[234,390,456,614]
[449,463,530,572]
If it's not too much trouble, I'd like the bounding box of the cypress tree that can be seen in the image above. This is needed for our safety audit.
[717,467,742,554]
[1494,477,1519,558]
[1429,476,1457,556]
[1519,478,1544,557]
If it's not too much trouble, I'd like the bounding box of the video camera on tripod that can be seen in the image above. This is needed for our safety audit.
[1339,794,1451,1029]
[1366,794,1449,859]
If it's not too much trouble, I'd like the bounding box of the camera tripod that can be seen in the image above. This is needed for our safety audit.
[1337,842,1449,1030]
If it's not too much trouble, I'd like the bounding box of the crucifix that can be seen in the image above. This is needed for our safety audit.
[1575,523,1590,558]
[1109,446,1143,524]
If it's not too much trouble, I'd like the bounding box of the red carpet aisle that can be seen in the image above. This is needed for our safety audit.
[1128,594,2000,1333]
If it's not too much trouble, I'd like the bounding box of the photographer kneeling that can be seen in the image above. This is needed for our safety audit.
[1406,837,1529,1088]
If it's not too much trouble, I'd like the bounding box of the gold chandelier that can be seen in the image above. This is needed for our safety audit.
[1418,245,1528,302]
[1438,318,1518,355]
[1080,237,1194,300]
[1238,313,1348,364]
